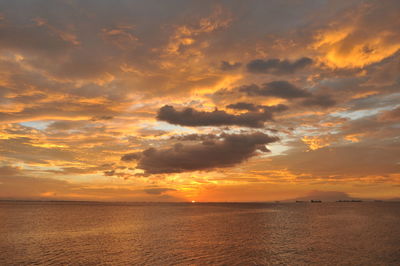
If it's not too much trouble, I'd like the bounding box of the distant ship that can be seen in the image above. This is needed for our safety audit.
[310,200,322,203]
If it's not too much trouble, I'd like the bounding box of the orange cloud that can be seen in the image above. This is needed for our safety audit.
[301,135,334,150]
[313,3,400,68]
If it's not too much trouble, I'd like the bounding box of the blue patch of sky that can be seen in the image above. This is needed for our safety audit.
[332,106,395,120]
[19,121,53,130]
[292,125,339,135]
[263,142,290,157]
[151,121,196,133]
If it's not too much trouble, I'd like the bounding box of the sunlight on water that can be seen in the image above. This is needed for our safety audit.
[0,202,399,265]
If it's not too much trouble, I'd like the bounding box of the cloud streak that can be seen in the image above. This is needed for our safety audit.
[247,57,313,74]
[157,104,287,128]
[239,81,311,99]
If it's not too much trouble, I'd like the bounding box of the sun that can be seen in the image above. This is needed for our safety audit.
[191,200,196,203]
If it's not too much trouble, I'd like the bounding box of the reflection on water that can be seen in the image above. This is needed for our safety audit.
[1,202,399,265]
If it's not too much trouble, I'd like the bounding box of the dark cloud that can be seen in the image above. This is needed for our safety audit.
[235,81,334,109]
[91,116,114,121]
[157,104,286,128]
[263,104,290,113]
[240,81,311,99]
[301,95,336,108]
[121,153,141,162]
[122,132,279,174]
[247,57,312,74]
[102,169,131,179]
[220,61,242,71]
[143,188,177,195]
[170,133,218,141]
[226,102,258,111]
[103,170,116,176]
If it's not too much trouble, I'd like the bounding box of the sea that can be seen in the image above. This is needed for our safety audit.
[0,201,399,265]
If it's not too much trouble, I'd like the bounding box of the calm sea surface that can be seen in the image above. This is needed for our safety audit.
[0,201,399,265]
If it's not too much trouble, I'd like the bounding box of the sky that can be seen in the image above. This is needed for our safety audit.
[0,0,399,202]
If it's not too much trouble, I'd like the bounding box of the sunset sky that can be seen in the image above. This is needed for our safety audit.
[0,0,399,202]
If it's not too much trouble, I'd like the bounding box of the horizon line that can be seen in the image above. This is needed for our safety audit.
[0,199,397,204]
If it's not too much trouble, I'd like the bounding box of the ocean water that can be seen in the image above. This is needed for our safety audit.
[0,201,399,265]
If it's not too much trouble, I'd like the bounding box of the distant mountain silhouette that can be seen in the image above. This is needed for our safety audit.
[285,190,357,202]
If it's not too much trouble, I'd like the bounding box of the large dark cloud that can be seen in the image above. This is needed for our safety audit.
[239,81,311,99]
[157,104,287,128]
[247,57,313,74]
[121,132,279,174]
[236,82,336,108]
